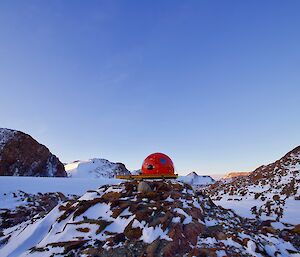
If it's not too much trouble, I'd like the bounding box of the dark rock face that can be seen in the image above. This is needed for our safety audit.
[0,128,66,177]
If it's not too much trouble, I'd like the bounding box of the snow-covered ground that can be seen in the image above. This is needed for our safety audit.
[214,196,300,225]
[0,176,122,202]
[210,146,300,226]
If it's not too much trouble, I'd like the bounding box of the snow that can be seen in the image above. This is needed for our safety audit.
[205,218,219,226]
[216,250,227,257]
[280,199,300,224]
[173,208,192,224]
[132,220,172,243]
[174,208,189,217]
[246,240,258,257]
[213,197,257,219]
[271,222,289,230]
[172,216,181,223]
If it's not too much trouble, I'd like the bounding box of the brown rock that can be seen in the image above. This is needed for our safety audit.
[124,220,142,240]
[183,222,205,245]
[198,248,218,257]
[170,191,182,199]
[76,227,90,233]
[190,206,203,220]
[188,248,201,257]
[96,220,113,234]
[111,207,124,218]
[47,240,88,253]
[262,226,277,234]
[135,208,153,221]
[163,223,190,257]
[149,211,173,230]
[215,231,227,240]
[143,191,158,200]
[242,238,250,247]
[102,192,122,201]
[292,224,300,234]
[112,233,126,243]
[145,239,160,257]
[171,183,184,191]
[156,182,172,192]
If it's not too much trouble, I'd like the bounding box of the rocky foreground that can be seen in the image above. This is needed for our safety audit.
[0,191,78,249]
[0,181,299,257]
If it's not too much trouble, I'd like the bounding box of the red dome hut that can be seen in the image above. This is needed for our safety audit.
[141,153,175,176]
[116,152,177,180]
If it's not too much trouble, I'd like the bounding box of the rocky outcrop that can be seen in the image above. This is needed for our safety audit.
[0,128,66,177]
[209,146,300,223]
[1,181,299,256]
[65,158,130,178]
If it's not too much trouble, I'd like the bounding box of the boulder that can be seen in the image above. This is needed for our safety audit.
[138,181,152,194]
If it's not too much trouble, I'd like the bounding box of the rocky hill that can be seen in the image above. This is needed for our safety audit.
[65,158,130,178]
[0,128,66,177]
[1,180,299,256]
[209,146,300,224]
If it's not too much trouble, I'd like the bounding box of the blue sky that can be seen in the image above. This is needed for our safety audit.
[0,1,300,175]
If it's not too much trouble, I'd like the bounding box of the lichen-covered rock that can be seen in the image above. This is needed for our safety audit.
[0,128,66,177]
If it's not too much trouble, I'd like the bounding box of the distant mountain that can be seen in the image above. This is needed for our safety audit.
[210,173,226,181]
[223,171,251,179]
[178,172,215,189]
[0,128,66,177]
[209,146,300,224]
[65,158,130,178]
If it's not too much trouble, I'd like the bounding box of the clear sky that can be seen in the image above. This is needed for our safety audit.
[0,1,300,175]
